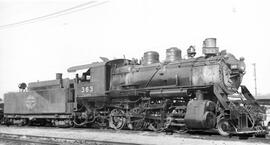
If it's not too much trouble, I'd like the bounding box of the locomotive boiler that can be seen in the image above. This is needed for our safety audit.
[110,39,245,94]
[3,38,268,136]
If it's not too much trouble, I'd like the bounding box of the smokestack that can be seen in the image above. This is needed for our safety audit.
[202,38,219,57]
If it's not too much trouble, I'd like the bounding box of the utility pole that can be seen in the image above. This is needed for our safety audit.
[252,63,257,97]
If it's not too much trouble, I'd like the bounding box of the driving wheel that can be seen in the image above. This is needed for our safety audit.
[109,109,126,130]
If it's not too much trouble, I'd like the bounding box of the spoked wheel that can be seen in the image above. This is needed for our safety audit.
[17,119,29,126]
[217,118,232,136]
[129,119,146,130]
[109,109,126,130]
[92,115,108,129]
[128,107,146,130]
[148,119,165,132]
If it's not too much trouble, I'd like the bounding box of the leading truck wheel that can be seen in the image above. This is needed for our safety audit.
[217,118,232,136]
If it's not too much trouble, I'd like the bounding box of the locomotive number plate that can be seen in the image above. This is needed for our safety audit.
[81,86,93,93]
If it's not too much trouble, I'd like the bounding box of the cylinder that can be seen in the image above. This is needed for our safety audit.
[142,51,160,65]
[165,47,181,62]
[56,73,63,80]
[203,38,216,48]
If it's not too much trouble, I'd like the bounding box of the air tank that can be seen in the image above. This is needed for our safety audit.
[165,47,182,62]
[142,51,160,65]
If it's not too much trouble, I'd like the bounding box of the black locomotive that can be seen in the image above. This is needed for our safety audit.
[2,38,268,136]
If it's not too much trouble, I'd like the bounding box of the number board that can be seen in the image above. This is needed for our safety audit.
[77,83,94,97]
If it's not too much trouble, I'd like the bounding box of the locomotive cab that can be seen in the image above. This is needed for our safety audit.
[68,59,132,99]
[68,62,107,99]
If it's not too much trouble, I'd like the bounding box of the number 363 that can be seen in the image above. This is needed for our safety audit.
[81,86,93,93]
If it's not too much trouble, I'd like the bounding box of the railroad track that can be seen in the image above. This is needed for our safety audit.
[0,133,144,145]
[0,126,269,145]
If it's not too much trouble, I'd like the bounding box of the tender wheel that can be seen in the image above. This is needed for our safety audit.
[217,118,232,136]
[109,109,126,130]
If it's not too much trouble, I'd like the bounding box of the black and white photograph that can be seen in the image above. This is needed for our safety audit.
[0,0,269,144]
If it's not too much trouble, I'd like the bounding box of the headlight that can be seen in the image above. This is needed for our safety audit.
[238,61,246,73]
[230,64,238,69]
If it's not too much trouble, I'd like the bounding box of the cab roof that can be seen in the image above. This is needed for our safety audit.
[67,62,106,73]
[67,59,131,73]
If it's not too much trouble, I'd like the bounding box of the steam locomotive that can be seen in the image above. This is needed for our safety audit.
[2,38,268,136]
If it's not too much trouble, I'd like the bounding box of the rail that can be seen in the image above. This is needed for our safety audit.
[0,132,144,145]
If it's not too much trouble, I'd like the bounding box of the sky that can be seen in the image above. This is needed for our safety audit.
[0,0,270,99]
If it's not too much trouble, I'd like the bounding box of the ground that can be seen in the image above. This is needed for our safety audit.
[0,126,269,145]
